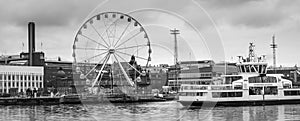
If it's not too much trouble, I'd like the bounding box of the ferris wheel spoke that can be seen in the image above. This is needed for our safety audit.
[82,51,108,63]
[90,23,110,47]
[133,46,148,55]
[115,53,143,75]
[115,31,142,49]
[92,53,111,88]
[112,54,135,87]
[113,21,132,47]
[84,53,110,78]
[103,18,116,37]
[80,34,109,49]
[76,47,108,51]
[103,19,115,47]
[115,44,148,51]
[115,50,148,61]
[111,21,118,47]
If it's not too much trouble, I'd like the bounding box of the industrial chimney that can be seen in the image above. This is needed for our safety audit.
[28,22,35,66]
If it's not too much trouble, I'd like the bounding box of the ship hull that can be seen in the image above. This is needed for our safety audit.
[178,99,300,107]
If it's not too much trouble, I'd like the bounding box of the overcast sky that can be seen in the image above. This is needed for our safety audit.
[0,0,299,66]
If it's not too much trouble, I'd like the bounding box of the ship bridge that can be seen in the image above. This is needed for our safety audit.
[237,43,268,74]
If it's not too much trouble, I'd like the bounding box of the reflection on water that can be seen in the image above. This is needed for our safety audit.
[1,101,300,121]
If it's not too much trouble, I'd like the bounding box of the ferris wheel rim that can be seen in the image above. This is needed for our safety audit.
[72,11,152,88]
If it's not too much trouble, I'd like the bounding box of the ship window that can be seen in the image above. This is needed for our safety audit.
[264,86,278,95]
[241,66,245,73]
[250,66,256,73]
[284,90,300,96]
[249,76,277,83]
[196,92,206,96]
[245,65,250,72]
[186,92,196,96]
[259,65,262,73]
[266,77,277,83]
[179,92,187,96]
[249,87,263,95]
[212,92,242,98]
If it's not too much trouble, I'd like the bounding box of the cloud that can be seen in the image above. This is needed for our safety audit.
[195,0,299,28]
[0,0,101,27]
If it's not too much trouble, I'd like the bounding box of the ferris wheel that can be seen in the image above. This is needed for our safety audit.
[73,12,152,88]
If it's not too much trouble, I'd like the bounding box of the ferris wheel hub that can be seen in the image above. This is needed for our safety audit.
[109,48,115,54]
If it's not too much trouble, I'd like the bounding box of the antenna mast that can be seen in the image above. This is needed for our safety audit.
[170,28,180,65]
[170,28,180,91]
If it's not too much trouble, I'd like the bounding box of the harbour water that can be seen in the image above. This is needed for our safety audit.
[1,101,300,121]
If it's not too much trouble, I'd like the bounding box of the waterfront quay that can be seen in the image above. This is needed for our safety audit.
[0,97,60,105]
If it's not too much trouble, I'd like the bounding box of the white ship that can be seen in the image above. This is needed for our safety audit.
[178,43,300,106]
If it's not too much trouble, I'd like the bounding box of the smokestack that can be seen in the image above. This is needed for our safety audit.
[28,22,35,66]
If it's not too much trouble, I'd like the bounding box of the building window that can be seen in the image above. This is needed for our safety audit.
[24,76,27,81]
[40,82,43,88]
[20,75,23,80]
[36,75,39,81]
[8,82,11,87]
[0,74,2,80]
[4,75,6,80]
[28,75,31,80]
[16,75,19,80]
[8,75,11,80]
[12,75,15,80]
[32,82,34,87]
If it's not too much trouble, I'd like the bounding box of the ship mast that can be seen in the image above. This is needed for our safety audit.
[248,42,256,62]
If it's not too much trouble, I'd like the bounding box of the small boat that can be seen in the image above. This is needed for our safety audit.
[178,43,300,107]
